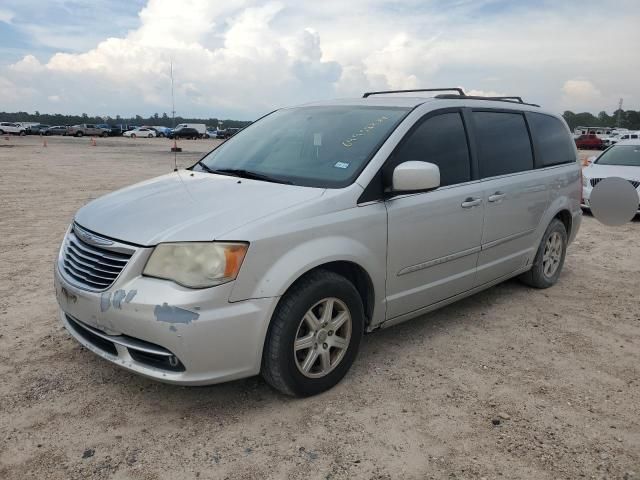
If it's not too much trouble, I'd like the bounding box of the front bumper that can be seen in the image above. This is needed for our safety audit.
[582,184,640,213]
[54,265,279,385]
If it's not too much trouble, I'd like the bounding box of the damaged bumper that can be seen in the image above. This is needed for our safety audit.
[54,262,279,385]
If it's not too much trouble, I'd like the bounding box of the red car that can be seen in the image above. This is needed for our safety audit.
[575,134,604,150]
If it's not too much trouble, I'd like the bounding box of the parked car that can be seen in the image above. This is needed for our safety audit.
[581,140,640,214]
[215,129,227,139]
[174,123,206,138]
[123,127,156,138]
[151,126,171,138]
[26,124,51,135]
[44,125,69,136]
[67,124,110,137]
[575,134,603,150]
[54,89,582,396]
[169,127,200,139]
[0,122,27,135]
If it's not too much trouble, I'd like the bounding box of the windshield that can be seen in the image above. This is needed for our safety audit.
[596,145,640,167]
[195,106,410,188]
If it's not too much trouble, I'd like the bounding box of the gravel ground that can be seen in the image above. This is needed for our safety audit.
[0,136,638,479]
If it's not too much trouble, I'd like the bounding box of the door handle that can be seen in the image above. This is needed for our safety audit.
[488,192,505,203]
[461,197,482,208]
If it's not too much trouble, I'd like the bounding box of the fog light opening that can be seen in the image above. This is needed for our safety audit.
[168,355,179,368]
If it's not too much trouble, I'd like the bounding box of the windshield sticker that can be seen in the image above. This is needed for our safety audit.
[342,116,390,148]
[334,161,350,169]
[313,133,323,146]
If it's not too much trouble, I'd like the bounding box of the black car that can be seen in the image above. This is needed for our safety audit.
[44,125,69,136]
[169,127,200,139]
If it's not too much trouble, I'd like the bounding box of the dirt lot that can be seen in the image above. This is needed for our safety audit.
[1,136,638,479]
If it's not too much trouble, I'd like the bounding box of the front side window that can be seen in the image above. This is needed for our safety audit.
[595,145,640,167]
[389,112,471,186]
[196,106,409,188]
[474,111,533,178]
[527,112,575,167]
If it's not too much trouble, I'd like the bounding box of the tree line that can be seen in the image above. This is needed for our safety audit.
[562,109,640,131]
[2,108,639,132]
[0,111,252,129]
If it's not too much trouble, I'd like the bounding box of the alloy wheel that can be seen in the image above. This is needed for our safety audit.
[294,297,352,378]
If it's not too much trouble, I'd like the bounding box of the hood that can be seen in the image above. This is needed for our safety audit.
[75,171,324,246]
[584,164,640,181]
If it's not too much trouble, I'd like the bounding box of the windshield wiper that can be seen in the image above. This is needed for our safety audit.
[212,168,293,185]
[196,160,216,174]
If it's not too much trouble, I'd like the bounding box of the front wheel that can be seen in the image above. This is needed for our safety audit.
[76,131,83,137]
[262,270,364,396]
[519,219,567,288]
[102,132,109,137]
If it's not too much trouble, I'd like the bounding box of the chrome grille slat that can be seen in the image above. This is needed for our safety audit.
[62,265,111,288]
[68,238,130,262]
[63,255,118,281]
[59,225,134,291]
[65,245,122,273]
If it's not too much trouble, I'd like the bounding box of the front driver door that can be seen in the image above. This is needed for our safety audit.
[384,111,484,319]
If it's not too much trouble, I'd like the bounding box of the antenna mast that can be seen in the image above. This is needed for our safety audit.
[169,58,181,159]
[616,98,623,128]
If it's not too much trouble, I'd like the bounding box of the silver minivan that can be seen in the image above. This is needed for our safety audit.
[54,89,582,396]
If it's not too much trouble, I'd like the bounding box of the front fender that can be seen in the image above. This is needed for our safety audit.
[228,204,388,327]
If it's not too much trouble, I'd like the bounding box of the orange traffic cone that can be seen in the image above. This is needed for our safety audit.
[90,137,96,147]
[171,140,181,152]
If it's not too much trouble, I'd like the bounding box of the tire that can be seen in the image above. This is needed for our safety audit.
[131,133,136,138]
[20,130,26,136]
[519,219,568,289]
[0,130,4,135]
[158,133,165,138]
[76,131,83,137]
[102,132,109,137]
[147,134,152,138]
[262,269,364,397]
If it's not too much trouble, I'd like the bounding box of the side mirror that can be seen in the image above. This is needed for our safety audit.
[588,156,597,164]
[392,161,440,192]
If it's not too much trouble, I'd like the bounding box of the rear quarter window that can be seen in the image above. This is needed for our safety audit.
[527,113,576,168]
[473,111,534,178]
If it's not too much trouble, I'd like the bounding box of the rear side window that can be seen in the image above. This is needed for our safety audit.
[391,112,471,186]
[527,113,575,167]
[474,111,533,178]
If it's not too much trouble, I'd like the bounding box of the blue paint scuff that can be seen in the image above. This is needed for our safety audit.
[153,303,200,324]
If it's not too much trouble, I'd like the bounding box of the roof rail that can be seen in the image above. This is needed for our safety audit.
[434,93,540,107]
[362,88,465,98]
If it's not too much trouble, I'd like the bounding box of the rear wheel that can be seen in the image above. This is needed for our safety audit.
[131,133,136,138]
[76,131,83,137]
[262,270,364,396]
[519,219,567,289]
[147,134,152,138]
[102,132,108,137]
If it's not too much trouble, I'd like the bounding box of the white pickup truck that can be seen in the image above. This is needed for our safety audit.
[0,122,27,135]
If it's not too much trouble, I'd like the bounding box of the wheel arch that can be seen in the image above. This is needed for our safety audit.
[280,261,376,328]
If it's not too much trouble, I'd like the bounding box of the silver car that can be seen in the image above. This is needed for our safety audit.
[54,89,582,396]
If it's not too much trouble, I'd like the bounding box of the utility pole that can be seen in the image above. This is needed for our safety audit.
[616,98,623,127]
[170,59,182,154]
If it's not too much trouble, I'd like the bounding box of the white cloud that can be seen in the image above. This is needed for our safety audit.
[0,8,14,24]
[1,0,638,118]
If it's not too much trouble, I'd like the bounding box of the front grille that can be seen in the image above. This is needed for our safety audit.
[60,226,133,291]
[590,178,640,189]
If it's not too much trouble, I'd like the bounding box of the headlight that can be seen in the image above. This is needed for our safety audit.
[143,242,248,288]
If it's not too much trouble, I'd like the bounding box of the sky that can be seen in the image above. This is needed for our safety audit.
[0,0,638,120]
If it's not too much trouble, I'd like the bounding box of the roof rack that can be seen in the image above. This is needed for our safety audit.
[434,93,540,107]
[362,88,539,107]
[362,88,465,98]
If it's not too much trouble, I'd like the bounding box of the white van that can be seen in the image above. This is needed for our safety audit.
[174,123,207,138]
